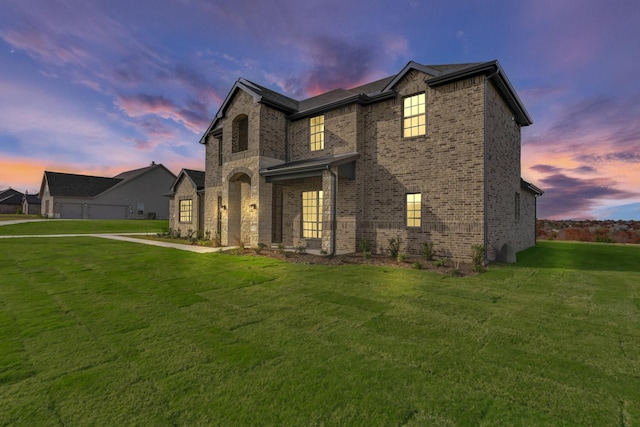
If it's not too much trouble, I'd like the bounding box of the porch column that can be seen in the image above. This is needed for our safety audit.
[321,168,336,255]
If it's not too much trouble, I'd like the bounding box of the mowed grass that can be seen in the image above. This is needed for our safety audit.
[1,234,639,425]
[0,219,168,235]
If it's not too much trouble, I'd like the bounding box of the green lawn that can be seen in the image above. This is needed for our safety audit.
[1,233,639,425]
[0,219,168,235]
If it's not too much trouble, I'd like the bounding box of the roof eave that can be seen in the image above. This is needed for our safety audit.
[521,178,544,196]
[427,60,533,126]
[289,91,395,121]
[199,80,298,144]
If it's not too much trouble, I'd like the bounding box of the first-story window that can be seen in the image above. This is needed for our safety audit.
[406,193,421,227]
[302,190,323,238]
[179,199,193,222]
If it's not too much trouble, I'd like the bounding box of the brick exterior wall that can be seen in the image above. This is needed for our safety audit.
[169,178,202,237]
[359,72,485,261]
[484,80,531,259]
[203,65,537,261]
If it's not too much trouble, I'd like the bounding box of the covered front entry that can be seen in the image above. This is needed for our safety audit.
[260,152,359,255]
[227,172,253,246]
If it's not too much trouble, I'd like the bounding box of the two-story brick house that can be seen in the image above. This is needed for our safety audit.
[199,60,542,263]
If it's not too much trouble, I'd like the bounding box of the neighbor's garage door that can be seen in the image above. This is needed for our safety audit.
[58,203,83,219]
[89,204,128,219]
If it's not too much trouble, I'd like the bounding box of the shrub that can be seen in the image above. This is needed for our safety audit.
[472,244,485,265]
[254,242,267,254]
[388,238,402,258]
[422,241,435,260]
[294,245,307,255]
[412,261,422,270]
[359,237,370,253]
[433,258,446,267]
[472,244,486,272]
[277,243,285,254]
[397,253,407,262]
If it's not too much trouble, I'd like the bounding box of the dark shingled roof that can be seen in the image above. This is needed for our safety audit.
[183,169,205,191]
[168,169,205,194]
[200,60,532,143]
[0,188,23,205]
[44,172,122,198]
[23,193,41,204]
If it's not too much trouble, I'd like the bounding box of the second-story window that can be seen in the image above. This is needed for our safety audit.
[232,114,248,153]
[403,93,425,138]
[310,115,324,151]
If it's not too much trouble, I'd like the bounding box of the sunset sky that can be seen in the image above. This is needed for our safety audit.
[1,0,639,219]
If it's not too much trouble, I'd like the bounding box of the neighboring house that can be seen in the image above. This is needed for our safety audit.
[22,191,41,215]
[0,188,25,214]
[167,169,205,236]
[199,60,543,263]
[38,163,176,219]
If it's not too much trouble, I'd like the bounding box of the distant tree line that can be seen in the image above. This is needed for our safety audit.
[537,220,640,244]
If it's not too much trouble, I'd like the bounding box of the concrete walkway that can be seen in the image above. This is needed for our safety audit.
[0,219,58,226]
[0,233,232,253]
[0,220,231,253]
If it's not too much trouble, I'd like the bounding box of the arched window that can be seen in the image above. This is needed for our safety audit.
[232,114,249,153]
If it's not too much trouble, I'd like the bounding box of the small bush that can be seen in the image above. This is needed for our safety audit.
[422,241,435,260]
[359,237,370,253]
[433,258,446,267]
[277,243,285,254]
[388,238,403,258]
[294,245,307,255]
[254,242,267,254]
[397,253,407,262]
[472,245,486,272]
[449,269,463,277]
[413,261,422,270]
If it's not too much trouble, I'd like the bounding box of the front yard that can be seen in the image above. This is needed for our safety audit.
[1,227,639,425]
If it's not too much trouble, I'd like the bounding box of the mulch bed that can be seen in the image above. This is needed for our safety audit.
[236,248,479,276]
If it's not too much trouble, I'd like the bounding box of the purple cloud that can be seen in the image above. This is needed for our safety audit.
[537,173,638,219]
[530,164,562,174]
[575,152,640,164]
